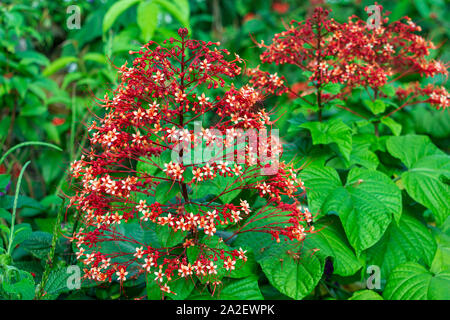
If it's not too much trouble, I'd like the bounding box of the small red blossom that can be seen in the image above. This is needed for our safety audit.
[52,117,66,126]
[272,2,289,14]
[12,163,21,178]
[242,13,258,24]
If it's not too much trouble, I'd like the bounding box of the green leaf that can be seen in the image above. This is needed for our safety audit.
[11,223,32,250]
[188,277,263,300]
[164,277,195,300]
[411,105,450,139]
[386,135,443,168]
[62,72,83,90]
[321,83,341,95]
[97,221,159,264]
[155,224,186,247]
[233,228,293,266]
[383,262,450,300]
[153,0,190,28]
[381,117,402,136]
[136,157,158,176]
[292,96,318,113]
[217,276,264,300]
[34,218,57,234]
[0,208,12,224]
[43,268,72,299]
[380,84,396,97]
[300,119,352,161]
[349,290,383,300]
[364,99,386,115]
[20,104,47,117]
[366,214,436,278]
[155,181,180,204]
[16,50,50,67]
[387,135,450,225]
[192,181,219,199]
[0,116,11,140]
[187,236,247,284]
[0,225,10,242]
[403,155,450,225]
[305,216,362,276]
[215,175,241,204]
[103,0,141,33]
[26,83,46,102]
[10,77,28,98]
[146,273,162,300]
[21,231,53,260]
[260,250,323,300]
[137,1,159,41]
[12,261,43,280]
[302,166,402,254]
[182,169,193,183]
[228,250,258,279]
[340,168,402,253]
[301,166,341,219]
[349,142,379,170]
[43,122,60,145]
[431,241,450,275]
[1,268,35,300]
[232,207,297,263]
[413,0,430,18]
[82,52,108,65]
[430,217,450,274]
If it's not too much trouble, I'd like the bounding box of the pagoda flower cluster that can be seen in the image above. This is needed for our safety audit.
[68,28,314,296]
[247,6,448,112]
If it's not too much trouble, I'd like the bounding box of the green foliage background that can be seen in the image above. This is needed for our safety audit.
[0,0,449,300]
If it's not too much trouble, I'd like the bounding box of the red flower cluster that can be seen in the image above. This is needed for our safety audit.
[248,6,448,111]
[68,28,313,296]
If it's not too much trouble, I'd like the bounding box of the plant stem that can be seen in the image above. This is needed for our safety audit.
[69,84,77,162]
[318,103,323,122]
[178,33,189,202]
[316,10,323,122]
[374,120,380,137]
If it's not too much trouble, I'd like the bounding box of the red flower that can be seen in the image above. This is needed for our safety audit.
[52,117,66,126]
[242,13,258,24]
[12,163,21,178]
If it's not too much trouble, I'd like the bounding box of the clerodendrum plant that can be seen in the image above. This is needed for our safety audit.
[248,6,448,122]
[68,28,313,297]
